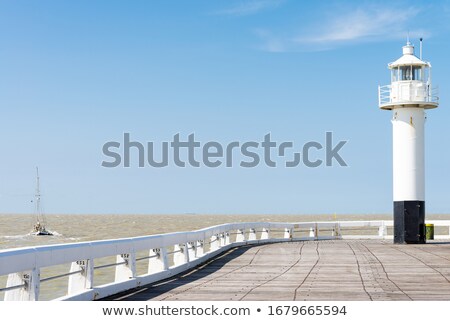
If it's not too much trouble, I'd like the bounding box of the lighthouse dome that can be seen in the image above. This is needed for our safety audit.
[388,43,430,68]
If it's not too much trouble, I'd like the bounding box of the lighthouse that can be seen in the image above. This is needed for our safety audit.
[379,40,439,244]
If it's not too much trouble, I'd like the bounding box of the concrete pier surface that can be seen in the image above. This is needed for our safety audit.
[105,240,450,301]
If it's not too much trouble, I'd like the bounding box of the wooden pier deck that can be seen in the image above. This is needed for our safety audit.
[105,240,450,301]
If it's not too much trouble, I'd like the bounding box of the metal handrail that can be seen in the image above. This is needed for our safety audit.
[166,249,183,255]
[94,261,127,270]
[41,270,82,283]
[0,284,26,293]
[135,254,158,262]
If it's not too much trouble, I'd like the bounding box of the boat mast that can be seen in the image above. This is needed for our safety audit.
[35,167,44,226]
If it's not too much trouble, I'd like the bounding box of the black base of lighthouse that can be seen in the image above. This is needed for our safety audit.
[393,201,425,244]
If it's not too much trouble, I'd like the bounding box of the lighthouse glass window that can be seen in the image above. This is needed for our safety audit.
[399,66,422,81]
[413,67,422,81]
[392,68,399,82]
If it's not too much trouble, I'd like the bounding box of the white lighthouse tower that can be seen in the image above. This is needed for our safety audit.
[379,39,439,244]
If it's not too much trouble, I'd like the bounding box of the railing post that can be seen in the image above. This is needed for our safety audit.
[261,227,270,240]
[4,268,40,301]
[236,229,246,242]
[115,253,136,282]
[219,233,226,247]
[224,232,231,245]
[378,221,387,238]
[336,223,342,239]
[173,243,189,266]
[248,228,257,241]
[68,259,94,295]
[284,228,293,239]
[210,235,219,251]
[331,223,341,239]
[187,242,196,260]
[309,224,319,239]
[195,240,204,258]
[378,85,381,106]
[148,248,169,273]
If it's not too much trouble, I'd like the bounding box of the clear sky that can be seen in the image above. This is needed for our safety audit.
[1,0,449,215]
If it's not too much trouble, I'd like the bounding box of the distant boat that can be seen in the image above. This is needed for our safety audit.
[31,167,53,236]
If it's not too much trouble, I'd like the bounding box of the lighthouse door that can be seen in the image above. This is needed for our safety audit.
[400,83,411,101]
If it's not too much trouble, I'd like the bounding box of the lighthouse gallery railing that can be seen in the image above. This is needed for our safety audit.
[378,84,439,106]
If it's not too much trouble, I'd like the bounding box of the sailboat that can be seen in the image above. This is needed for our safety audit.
[31,167,53,236]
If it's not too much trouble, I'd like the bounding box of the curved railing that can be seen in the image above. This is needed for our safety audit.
[378,84,439,106]
[1,220,449,301]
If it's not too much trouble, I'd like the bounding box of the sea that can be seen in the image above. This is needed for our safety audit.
[1,213,450,300]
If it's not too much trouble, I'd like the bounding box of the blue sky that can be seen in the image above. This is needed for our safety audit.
[1,0,450,215]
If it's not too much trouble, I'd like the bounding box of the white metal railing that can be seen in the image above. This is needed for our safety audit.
[378,84,392,106]
[378,84,439,106]
[0,220,449,301]
[430,86,439,103]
